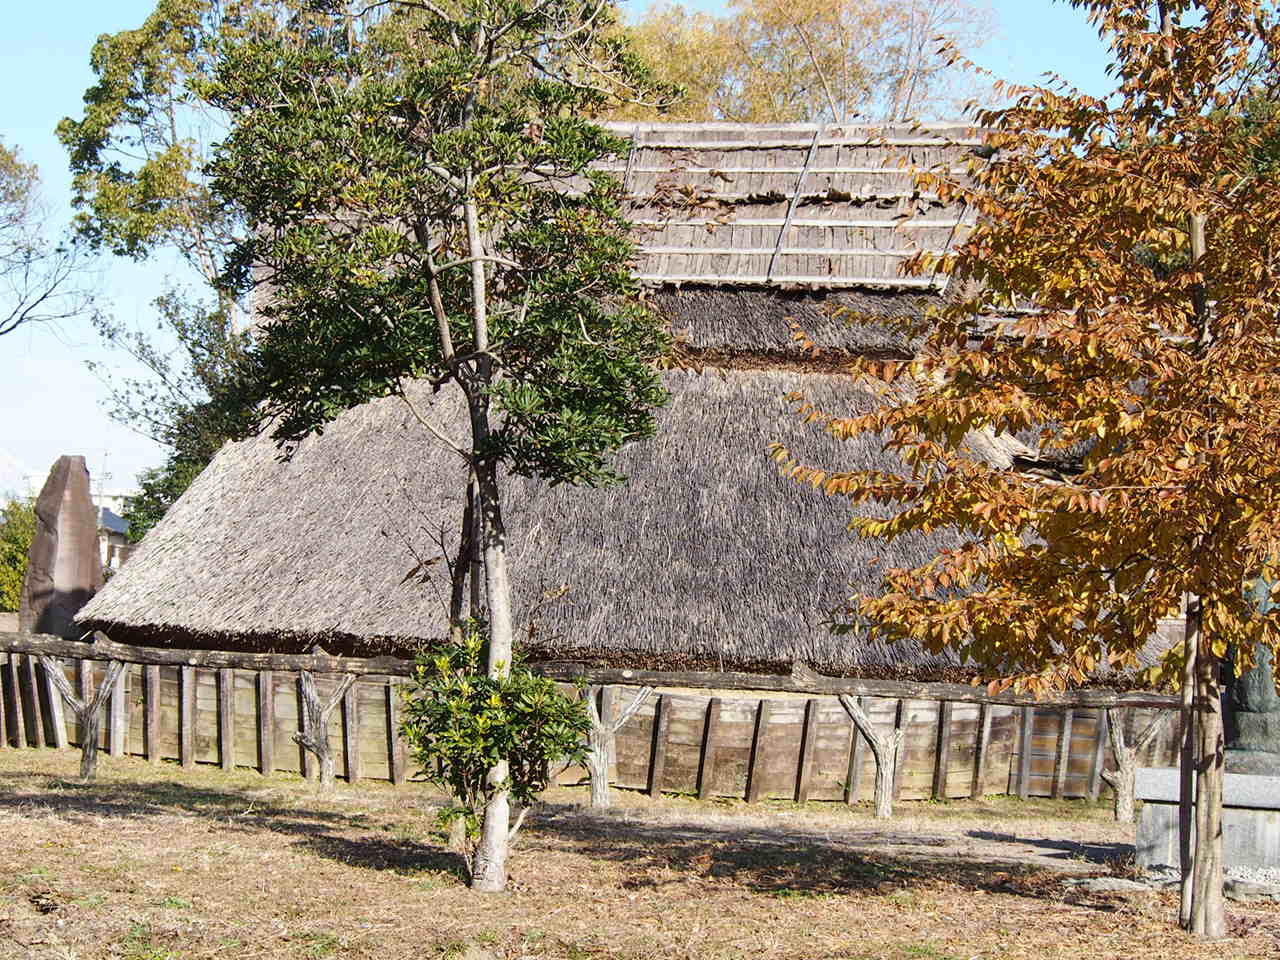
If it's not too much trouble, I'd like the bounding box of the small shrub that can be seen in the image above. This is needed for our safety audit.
[401,623,589,872]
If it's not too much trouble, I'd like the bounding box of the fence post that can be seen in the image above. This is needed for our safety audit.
[257,670,275,775]
[647,695,670,798]
[932,701,954,801]
[796,699,819,803]
[180,666,196,769]
[746,699,771,803]
[144,666,161,763]
[971,702,992,800]
[697,697,721,801]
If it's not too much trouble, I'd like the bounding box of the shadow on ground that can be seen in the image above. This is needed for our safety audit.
[0,767,1122,903]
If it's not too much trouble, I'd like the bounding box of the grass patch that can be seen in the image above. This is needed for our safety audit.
[0,748,1275,960]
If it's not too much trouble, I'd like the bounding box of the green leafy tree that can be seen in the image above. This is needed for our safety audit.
[0,497,36,613]
[59,1,302,525]
[203,0,671,890]
[773,0,1280,938]
[403,626,589,879]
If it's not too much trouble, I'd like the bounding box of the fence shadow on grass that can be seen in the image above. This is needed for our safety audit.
[522,802,1115,902]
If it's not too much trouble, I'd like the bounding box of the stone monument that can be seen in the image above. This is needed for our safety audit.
[1226,578,1280,774]
[19,456,103,637]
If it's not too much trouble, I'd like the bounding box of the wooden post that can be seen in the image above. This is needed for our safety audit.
[144,666,161,763]
[4,654,23,748]
[697,697,722,801]
[892,700,909,801]
[257,670,275,775]
[844,698,867,805]
[970,702,992,800]
[746,699,772,803]
[23,656,47,748]
[796,698,819,803]
[298,674,315,780]
[42,658,67,749]
[179,665,196,769]
[342,682,361,783]
[1017,706,1036,799]
[932,701,953,801]
[647,694,670,798]
[218,668,235,772]
[387,680,407,786]
[1052,708,1074,799]
[105,665,128,756]
[1088,709,1108,802]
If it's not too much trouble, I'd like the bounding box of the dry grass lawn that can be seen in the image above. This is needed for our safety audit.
[0,748,1276,959]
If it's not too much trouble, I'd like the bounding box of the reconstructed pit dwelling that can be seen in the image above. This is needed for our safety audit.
[71,124,1179,801]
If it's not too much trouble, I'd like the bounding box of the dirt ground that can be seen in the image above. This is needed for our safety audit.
[0,748,1276,960]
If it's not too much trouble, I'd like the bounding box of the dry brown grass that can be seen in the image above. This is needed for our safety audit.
[0,748,1275,960]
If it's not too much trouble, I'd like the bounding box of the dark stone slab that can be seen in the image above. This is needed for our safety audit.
[18,456,102,638]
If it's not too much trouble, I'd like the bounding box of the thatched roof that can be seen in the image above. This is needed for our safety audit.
[606,122,978,291]
[77,122,1030,679]
[78,370,1027,679]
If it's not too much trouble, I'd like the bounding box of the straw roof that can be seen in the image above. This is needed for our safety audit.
[79,370,1030,678]
[76,122,1029,679]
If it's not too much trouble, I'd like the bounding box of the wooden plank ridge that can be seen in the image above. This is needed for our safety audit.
[531,661,1181,709]
[0,632,414,677]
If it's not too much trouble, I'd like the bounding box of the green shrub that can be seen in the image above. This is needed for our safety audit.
[401,624,589,865]
[0,497,36,613]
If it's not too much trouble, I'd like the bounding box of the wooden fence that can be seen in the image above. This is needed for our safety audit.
[0,632,1181,802]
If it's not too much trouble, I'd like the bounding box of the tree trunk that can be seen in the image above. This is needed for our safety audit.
[1189,649,1225,939]
[468,450,514,893]
[583,685,653,809]
[292,670,356,792]
[38,655,123,781]
[1179,595,1200,928]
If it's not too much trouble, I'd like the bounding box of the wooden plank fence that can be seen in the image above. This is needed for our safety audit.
[0,632,1181,801]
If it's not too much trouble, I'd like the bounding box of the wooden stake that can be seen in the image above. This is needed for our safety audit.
[144,666,161,763]
[4,654,23,748]
[647,694,670,797]
[342,681,361,783]
[932,701,953,801]
[23,656,46,748]
[257,670,275,775]
[697,697,722,801]
[845,697,867,805]
[892,700,909,801]
[970,702,992,800]
[218,668,236,772]
[1088,709,1108,802]
[179,666,195,769]
[387,680,407,786]
[796,698,819,803]
[1052,708,1074,800]
[746,699,772,803]
[1017,707,1036,799]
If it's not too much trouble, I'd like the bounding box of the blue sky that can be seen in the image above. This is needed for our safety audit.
[0,0,1113,499]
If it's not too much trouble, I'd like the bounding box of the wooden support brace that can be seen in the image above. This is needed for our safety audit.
[38,655,124,779]
[6,654,25,748]
[698,697,722,801]
[218,668,236,772]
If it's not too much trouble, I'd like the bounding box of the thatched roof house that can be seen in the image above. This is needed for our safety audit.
[79,122,1029,680]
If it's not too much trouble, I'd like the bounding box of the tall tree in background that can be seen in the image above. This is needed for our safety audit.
[0,141,99,339]
[0,497,36,613]
[772,0,1280,938]
[618,0,992,123]
[203,0,670,891]
[58,1,304,529]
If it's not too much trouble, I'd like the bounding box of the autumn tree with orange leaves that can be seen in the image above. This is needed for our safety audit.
[773,0,1280,939]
